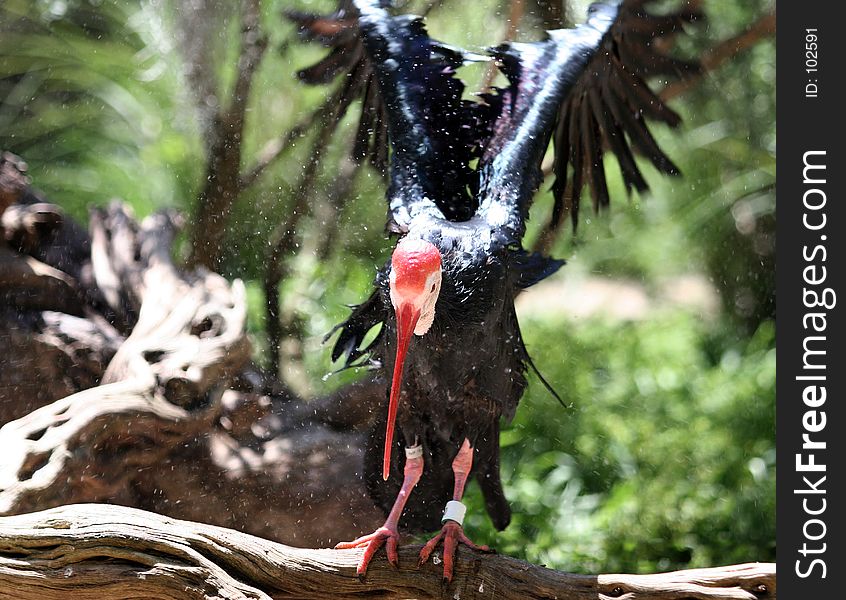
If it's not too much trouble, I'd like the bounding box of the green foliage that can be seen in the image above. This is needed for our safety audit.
[0,0,203,220]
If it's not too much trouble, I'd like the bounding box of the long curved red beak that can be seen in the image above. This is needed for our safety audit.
[384,302,419,480]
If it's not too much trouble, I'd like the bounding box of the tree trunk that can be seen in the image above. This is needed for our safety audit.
[0,503,776,600]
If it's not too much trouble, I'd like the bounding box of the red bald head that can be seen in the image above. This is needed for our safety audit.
[391,238,441,295]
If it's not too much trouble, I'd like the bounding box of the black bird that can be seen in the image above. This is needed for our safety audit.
[292,0,700,580]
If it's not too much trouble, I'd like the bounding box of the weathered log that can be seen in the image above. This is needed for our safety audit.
[0,377,210,511]
[0,200,118,421]
[0,154,92,283]
[1,153,113,419]
[2,202,64,254]
[0,197,383,546]
[0,504,776,600]
[92,204,251,394]
[0,313,90,423]
[0,375,383,547]
[0,307,123,424]
[0,171,384,544]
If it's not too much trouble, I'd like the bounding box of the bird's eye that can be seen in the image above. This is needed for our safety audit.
[430,283,436,292]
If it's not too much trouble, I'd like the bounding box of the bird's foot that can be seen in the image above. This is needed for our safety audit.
[335,525,401,577]
[418,520,491,582]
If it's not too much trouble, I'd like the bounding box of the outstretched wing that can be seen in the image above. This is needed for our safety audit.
[293,0,700,241]
[475,0,701,239]
[291,0,489,231]
[550,0,701,229]
[286,2,389,175]
[473,4,619,242]
[354,0,486,231]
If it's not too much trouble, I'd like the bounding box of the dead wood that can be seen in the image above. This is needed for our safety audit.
[0,201,383,548]
[0,154,119,419]
[0,246,82,315]
[0,503,776,600]
[0,154,92,280]
[0,174,384,546]
[2,202,64,254]
[0,198,248,509]
[0,310,121,424]
[0,375,383,547]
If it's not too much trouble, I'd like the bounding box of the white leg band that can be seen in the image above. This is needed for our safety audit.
[441,500,466,526]
[405,445,423,460]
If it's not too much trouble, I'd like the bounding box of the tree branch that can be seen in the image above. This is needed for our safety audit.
[187,0,268,271]
[238,93,338,193]
[0,504,776,600]
[263,92,342,376]
[659,12,776,102]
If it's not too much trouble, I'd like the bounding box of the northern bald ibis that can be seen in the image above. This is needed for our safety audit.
[291,0,701,581]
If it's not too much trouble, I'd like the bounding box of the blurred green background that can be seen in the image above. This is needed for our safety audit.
[0,0,775,574]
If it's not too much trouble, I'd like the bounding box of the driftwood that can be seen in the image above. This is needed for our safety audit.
[0,374,383,545]
[0,504,776,600]
[0,156,383,547]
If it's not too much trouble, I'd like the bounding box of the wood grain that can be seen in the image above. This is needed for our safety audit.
[0,504,775,600]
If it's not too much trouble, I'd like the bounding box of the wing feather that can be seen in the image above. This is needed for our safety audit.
[293,0,701,239]
[286,5,389,175]
[548,0,701,229]
[474,0,701,236]
[326,289,387,368]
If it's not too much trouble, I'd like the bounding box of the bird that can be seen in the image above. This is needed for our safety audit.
[290,0,701,581]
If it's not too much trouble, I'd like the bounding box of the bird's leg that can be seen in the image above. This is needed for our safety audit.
[335,445,424,577]
[418,438,491,582]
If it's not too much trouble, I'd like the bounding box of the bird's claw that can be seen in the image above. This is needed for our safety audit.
[418,520,491,582]
[335,525,401,576]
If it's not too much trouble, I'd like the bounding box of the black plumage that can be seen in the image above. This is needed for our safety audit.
[292,0,701,576]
